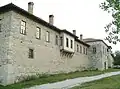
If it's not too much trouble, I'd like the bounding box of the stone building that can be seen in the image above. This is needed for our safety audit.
[83,38,113,70]
[0,2,113,85]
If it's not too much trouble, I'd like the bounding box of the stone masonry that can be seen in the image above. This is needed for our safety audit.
[0,3,114,85]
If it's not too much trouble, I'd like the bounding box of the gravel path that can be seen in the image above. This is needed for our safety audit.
[25,71,120,89]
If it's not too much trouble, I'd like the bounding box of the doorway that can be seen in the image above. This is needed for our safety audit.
[104,62,106,70]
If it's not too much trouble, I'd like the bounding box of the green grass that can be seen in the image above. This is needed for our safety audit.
[0,68,120,89]
[71,74,120,89]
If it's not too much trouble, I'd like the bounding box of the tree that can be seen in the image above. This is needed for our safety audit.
[100,0,120,44]
[114,51,120,65]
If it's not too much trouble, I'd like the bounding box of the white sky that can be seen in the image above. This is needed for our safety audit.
[0,0,120,52]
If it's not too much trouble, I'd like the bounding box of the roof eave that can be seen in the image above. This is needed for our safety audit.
[61,30,78,38]
[0,3,61,33]
[85,40,110,48]
[75,38,90,47]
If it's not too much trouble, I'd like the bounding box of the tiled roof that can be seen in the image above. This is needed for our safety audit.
[83,38,111,48]
[83,38,102,42]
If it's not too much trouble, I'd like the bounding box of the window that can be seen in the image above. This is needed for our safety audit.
[66,38,69,47]
[106,48,107,53]
[86,48,87,55]
[55,35,58,45]
[77,44,79,52]
[29,48,34,58]
[80,46,82,53]
[93,47,96,53]
[83,47,85,54]
[36,27,41,39]
[106,48,107,54]
[105,48,106,54]
[20,20,26,35]
[46,31,50,42]
[60,37,63,46]
[103,46,104,54]
[0,19,2,32]
[71,40,73,49]
[0,24,1,32]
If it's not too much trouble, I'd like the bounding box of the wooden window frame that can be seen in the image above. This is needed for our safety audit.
[29,48,34,59]
[46,31,50,42]
[60,37,63,46]
[0,24,1,32]
[71,40,73,49]
[93,47,96,53]
[86,48,87,55]
[36,27,41,39]
[83,47,86,54]
[66,38,69,47]
[55,35,58,45]
[80,46,82,53]
[77,44,79,52]
[20,20,26,35]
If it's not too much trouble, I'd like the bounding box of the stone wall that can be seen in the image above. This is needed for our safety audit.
[5,11,90,84]
[0,11,12,85]
[87,41,109,70]
[0,10,113,85]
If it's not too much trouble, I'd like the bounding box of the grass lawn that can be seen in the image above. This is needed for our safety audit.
[0,68,120,89]
[71,74,120,89]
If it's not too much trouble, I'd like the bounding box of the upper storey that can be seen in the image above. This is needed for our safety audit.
[60,30,76,53]
[83,38,112,55]
[0,2,90,53]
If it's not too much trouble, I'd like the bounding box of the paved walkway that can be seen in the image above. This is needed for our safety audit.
[25,71,120,89]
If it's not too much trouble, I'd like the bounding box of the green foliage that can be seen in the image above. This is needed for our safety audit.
[114,51,120,65]
[100,0,120,44]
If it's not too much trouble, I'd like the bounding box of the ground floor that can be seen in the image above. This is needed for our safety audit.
[0,68,119,89]
[0,54,113,86]
[0,43,113,85]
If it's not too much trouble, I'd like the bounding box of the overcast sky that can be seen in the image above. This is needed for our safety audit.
[0,0,120,52]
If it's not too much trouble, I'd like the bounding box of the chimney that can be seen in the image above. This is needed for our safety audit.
[80,34,83,40]
[73,30,76,35]
[28,2,34,14]
[49,15,54,25]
